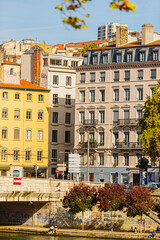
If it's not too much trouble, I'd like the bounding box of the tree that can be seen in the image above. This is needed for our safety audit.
[78,42,99,56]
[97,183,126,231]
[62,183,97,230]
[139,80,160,163]
[126,186,152,232]
[55,0,137,29]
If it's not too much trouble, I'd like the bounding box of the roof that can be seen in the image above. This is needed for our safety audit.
[2,60,20,66]
[22,39,34,41]
[147,39,160,45]
[24,45,43,54]
[0,80,49,91]
[53,44,65,50]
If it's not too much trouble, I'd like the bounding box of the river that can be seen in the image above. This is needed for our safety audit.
[0,233,122,240]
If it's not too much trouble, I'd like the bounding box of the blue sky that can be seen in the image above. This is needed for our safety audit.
[0,0,160,45]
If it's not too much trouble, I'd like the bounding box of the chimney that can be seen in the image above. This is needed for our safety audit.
[142,24,154,45]
[116,25,128,47]
[33,48,42,86]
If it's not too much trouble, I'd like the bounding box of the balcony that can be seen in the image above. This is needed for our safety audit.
[114,119,138,126]
[80,142,98,149]
[115,142,142,149]
[82,119,98,126]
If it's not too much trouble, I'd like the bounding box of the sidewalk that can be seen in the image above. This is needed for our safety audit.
[0,225,159,239]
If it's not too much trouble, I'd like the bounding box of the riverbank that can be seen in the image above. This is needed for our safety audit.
[0,226,159,239]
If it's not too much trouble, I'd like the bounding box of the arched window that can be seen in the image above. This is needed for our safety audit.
[2,127,7,139]
[27,93,32,101]
[38,94,44,102]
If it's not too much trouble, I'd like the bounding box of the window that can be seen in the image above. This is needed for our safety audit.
[80,90,85,102]
[116,53,122,63]
[150,87,155,97]
[2,148,7,161]
[15,93,20,100]
[113,153,118,166]
[89,111,95,123]
[65,131,70,143]
[65,150,70,162]
[66,76,71,86]
[2,92,8,99]
[51,168,56,175]
[99,89,105,102]
[71,61,78,67]
[39,94,44,102]
[2,108,8,118]
[90,72,95,82]
[27,93,32,101]
[14,128,19,140]
[103,54,108,64]
[113,131,119,145]
[113,110,119,123]
[52,112,58,123]
[99,111,105,123]
[99,153,104,165]
[43,58,48,66]
[80,73,85,83]
[66,95,71,105]
[114,71,119,81]
[113,89,119,101]
[65,113,71,124]
[151,69,156,79]
[63,60,68,66]
[79,111,85,124]
[83,56,88,65]
[89,154,94,165]
[10,68,13,75]
[89,90,95,102]
[2,128,7,139]
[127,52,132,62]
[38,110,43,120]
[37,150,43,161]
[137,109,142,119]
[124,153,129,166]
[79,131,85,142]
[53,75,59,85]
[14,149,19,161]
[153,51,158,61]
[26,149,31,161]
[26,129,31,140]
[80,154,84,165]
[140,52,145,62]
[124,110,130,122]
[100,72,105,82]
[99,130,104,146]
[137,131,142,147]
[125,71,130,81]
[124,131,129,145]
[93,55,98,64]
[52,149,57,162]
[52,130,58,142]
[53,94,58,104]
[124,88,130,101]
[26,109,32,120]
[38,129,43,141]
[138,70,143,80]
[50,59,61,65]
[137,88,143,100]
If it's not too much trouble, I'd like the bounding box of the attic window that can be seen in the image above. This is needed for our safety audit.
[50,59,61,65]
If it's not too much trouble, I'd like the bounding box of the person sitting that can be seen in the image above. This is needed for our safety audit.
[156,226,160,232]
[134,227,138,233]
[129,227,134,232]
[48,225,54,233]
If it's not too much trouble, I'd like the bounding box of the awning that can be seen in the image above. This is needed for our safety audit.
[0,167,10,170]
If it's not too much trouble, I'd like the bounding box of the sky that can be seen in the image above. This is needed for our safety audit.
[0,0,160,45]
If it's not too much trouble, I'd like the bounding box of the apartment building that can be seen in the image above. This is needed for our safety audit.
[74,24,160,184]
[0,80,49,178]
[21,46,82,178]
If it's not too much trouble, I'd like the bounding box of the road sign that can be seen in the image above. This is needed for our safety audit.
[13,177,21,185]
[56,169,59,173]
[68,154,80,173]
[57,163,66,167]
[57,167,66,171]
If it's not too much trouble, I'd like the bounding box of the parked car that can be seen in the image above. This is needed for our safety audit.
[147,182,158,188]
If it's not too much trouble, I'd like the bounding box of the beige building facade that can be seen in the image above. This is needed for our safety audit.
[75,25,160,184]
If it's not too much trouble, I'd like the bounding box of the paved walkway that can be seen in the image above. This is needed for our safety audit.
[0,225,159,239]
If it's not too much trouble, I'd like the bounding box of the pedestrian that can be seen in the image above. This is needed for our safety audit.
[134,227,138,233]
[129,226,134,232]
[48,225,54,233]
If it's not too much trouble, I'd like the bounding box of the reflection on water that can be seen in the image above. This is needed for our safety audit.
[0,233,118,240]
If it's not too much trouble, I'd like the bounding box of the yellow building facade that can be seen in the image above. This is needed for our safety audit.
[0,80,49,178]
[31,42,52,53]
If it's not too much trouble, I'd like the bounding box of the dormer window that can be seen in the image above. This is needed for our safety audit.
[153,51,158,61]
[103,54,108,64]
[139,52,145,62]
[93,55,98,64]
[116,53,122,63]
[127,53,132,62]
[83,56,88,65]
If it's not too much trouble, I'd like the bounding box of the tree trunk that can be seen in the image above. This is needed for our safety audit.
[140,214,142,233]
[82,211,84,230]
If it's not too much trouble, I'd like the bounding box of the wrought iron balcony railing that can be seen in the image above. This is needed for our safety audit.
[115,142,142,149]
[113,119,139,126]
[81,142,98,149]
[81,119,98,126]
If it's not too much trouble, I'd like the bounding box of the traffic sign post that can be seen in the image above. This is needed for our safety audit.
[69,154,80,181]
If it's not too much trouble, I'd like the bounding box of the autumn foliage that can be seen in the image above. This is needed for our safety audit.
[97,183,126,212]
[126,186,152,217]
